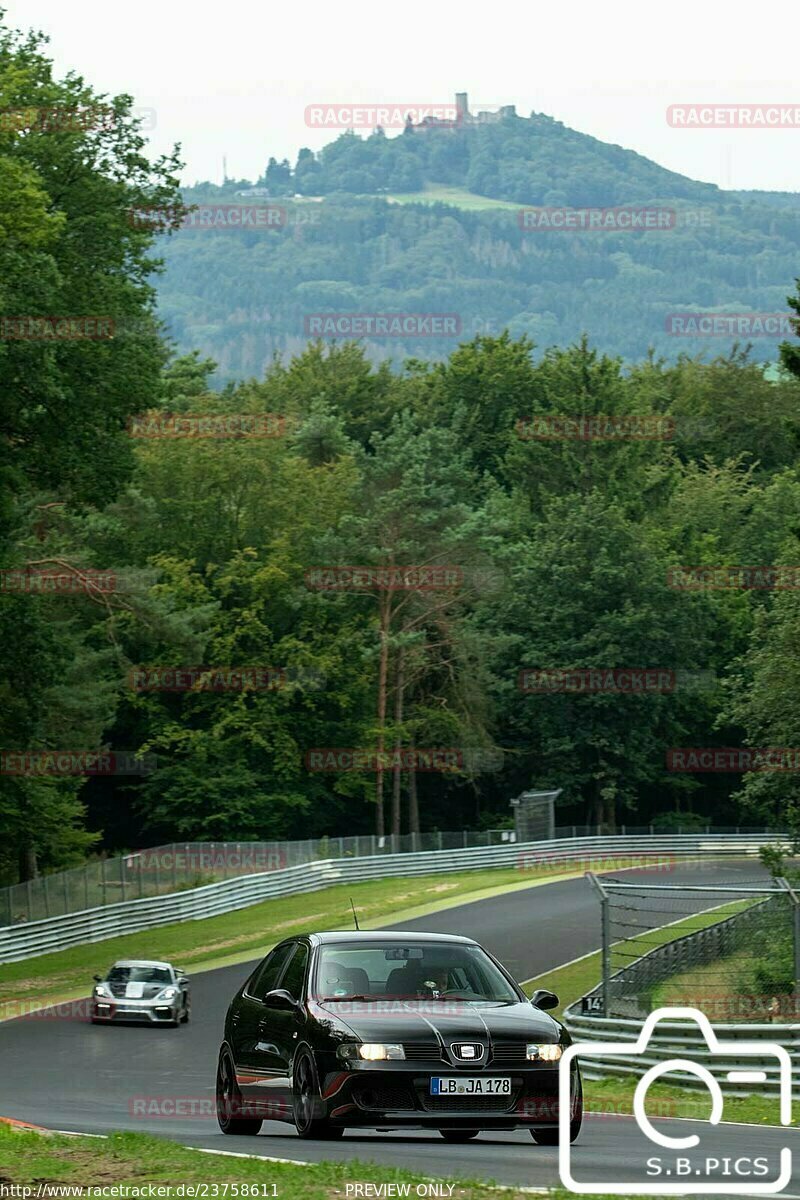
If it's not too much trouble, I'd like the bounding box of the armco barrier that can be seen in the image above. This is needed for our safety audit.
[0,834,782,965]
[561,1004,800,1098]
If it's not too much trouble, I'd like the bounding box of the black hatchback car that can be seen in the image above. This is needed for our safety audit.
[216,930,582,1143]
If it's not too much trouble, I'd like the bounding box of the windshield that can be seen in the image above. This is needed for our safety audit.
[106,965,172,985]
[313,942,520,1003]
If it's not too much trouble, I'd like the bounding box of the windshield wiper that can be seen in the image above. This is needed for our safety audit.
[318,994,376,1002]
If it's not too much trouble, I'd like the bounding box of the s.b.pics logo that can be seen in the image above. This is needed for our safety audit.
[559,1007,792,1195]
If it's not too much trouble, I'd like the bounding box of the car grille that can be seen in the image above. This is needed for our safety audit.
[403,1041,444,1061]
[353,1083,417,1111]
[420,1092,518,1113]
[489,1041,530,1065]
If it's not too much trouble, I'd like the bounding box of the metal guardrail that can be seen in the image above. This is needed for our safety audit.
[0,833,782,965]
[0,828,529,928]
[0,823,775,928]
[562,1005,800,1098]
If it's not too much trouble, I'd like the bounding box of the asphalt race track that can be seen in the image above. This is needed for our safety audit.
[3,859,798,1194]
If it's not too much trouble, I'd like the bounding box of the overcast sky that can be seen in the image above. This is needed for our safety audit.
[6,0,799,193]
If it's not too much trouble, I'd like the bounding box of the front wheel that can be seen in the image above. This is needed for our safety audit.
[216,1049,263,1135]
[292,1052,344,1139]
[530,1074,582,1145]
[439,1129,479,1142]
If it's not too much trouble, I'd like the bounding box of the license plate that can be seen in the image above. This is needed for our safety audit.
[430,1076,511,1096]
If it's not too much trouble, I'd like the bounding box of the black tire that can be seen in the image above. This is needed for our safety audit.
[216,1049,263,1135]
[180,1003,190,1024]
[438,1129,480,1142]
[530,1074,582,1145]
[292,1051,344,1139]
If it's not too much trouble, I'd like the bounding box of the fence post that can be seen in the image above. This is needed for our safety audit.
[586,872,610,1016]
[84,867,89,911]
[777,877,800,1003]
[26,878,32,922]
[100,856,107,906]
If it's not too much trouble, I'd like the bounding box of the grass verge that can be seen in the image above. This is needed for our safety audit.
[385,185,519,211]
[0,1123,650,1198]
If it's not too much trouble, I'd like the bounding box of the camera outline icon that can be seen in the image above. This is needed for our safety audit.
[558,1005,792,1195]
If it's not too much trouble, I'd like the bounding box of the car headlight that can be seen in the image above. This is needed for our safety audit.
[156,987,178,1001]
[338,1042,405,1061]
[526,1043,563,1062]
[93,984,111,997]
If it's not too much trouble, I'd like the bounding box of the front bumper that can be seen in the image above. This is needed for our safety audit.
[311,1058,577,1130]
[91,997,181,1024]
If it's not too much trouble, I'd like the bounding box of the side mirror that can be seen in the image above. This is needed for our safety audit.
[178,975,189,985]
[93,975,102,983]
[263,988,298,1012]
[530,988,559,1011]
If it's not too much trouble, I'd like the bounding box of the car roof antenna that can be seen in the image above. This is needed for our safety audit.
[349,897,360,931]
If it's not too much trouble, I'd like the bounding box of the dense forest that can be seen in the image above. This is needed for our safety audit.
[3,18,800,888]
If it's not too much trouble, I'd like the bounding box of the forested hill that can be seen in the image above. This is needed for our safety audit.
[152,109,799,382]
[277,111,721,203]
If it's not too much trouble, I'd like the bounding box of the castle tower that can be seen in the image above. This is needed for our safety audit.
[455,92,469,124]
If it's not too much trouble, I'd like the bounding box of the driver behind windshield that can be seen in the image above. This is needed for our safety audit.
[421,965,451,996]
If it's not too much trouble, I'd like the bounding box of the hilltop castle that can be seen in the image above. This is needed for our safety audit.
[409,92,517,133]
